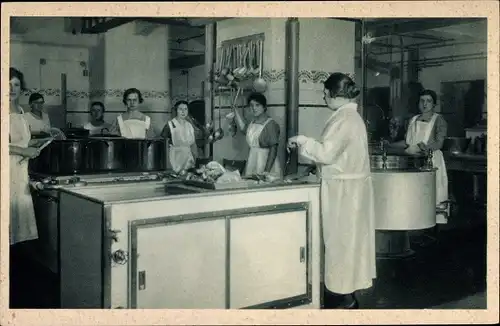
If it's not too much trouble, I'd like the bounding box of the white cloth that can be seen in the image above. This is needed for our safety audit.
[117,114,150,139]
[24,111,51,134]
[297,102,376,294]
[9,107,38,245]
[244,118,282,178]
[83,121,112,136]
[405,113,449,224]
[168,118,196,173]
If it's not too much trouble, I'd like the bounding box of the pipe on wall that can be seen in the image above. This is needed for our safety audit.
[360,20,368,119]
[204,23,216,158]
[285,18,300,174]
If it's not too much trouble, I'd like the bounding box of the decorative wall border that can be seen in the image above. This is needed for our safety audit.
[20,89,170,100]
[19,70,354,99]
[262,70,355,83]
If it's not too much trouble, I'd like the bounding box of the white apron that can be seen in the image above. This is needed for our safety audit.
[244,118,282,178]
[406,114,449,224]
[298,103,376,294]
[168,118,196,173]
[117,114,150,139]
[10,107,38,245]
[24,111,51,134]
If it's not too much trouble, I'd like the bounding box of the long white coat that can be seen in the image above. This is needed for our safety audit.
[298,102,376,294]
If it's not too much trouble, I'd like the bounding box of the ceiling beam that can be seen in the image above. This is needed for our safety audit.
[170,54,205,70]
[134,21,160,36]
[187,18,229,26]
[138,18,202,28]
[80,17,135,34]
[366,18,485,37]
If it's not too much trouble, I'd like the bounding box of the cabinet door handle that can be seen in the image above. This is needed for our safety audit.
[300,246,306,263]
[138,270,146,290]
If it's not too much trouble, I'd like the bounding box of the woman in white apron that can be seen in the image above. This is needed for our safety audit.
[9,68,43,306]
[288,73,376,309]
[389,89,449,224]
[83,101,113,136]
[233,92,282,178]
[160,101,198,173]
[111,88,155,139]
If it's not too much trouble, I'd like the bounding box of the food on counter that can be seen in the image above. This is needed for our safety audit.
[185,161,227,183]
[215,170,242,184]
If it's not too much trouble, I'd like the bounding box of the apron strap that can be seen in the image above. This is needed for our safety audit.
[117,115,126,136]
[422,113,438,144]
[405,115,419,144]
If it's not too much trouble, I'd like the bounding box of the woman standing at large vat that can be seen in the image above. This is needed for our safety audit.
[387,89,449,224]
[111,88,155,139]
[287,73,376,309]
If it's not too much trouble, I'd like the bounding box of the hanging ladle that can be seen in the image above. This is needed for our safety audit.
[253,39,267,93]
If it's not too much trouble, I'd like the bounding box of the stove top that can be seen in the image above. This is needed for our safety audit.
[30,171,169,188]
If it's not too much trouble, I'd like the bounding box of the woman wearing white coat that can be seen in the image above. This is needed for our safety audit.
[288,73,376,309]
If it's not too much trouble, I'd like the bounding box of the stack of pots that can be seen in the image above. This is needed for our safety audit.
[30,130,167,175]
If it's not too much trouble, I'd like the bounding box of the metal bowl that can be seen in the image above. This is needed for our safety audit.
[442,137,471,154]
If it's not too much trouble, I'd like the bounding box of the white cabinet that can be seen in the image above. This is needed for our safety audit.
[229,210,308,308]
[131,218,227,309]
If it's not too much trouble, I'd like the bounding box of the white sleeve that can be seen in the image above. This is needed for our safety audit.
[298,113,352,165]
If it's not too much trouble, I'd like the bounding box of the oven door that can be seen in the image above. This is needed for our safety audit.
[32,189,60,274]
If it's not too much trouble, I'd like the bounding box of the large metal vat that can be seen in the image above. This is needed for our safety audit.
[372,169,437,231]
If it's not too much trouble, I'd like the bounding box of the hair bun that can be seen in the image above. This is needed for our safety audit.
[346,83,361,99]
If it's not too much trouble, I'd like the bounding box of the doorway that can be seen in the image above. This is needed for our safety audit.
[441,80,485,137]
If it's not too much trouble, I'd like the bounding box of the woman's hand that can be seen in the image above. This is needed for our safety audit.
[405,145,423,156]
[417,142,429,152]
[287,135,307,152]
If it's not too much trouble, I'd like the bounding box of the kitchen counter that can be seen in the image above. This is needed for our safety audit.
[65,179,318,204]
[57,179,322,309]
[443,152,487,173]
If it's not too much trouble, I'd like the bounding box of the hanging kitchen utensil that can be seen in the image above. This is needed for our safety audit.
[233,44,243,78]
[214,92,225,141]
[253,39,267,93]
[251,40,259,75]
[240,44,250,80]
[227,87,242,137]
[226,46,236,87]
[214,47,223,84]
[217,47,229,86]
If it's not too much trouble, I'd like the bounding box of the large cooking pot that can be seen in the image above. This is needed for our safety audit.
[442,137,471,154]
[370,153,426,170]
[34,140,91,175]
[86,137,128,172]
[127,138,166,172]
